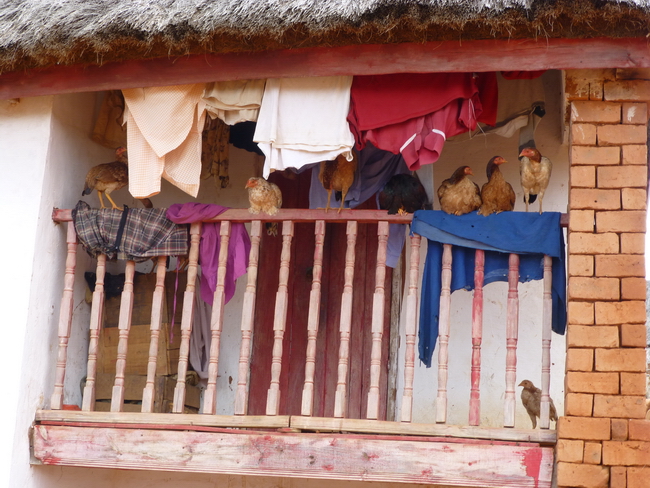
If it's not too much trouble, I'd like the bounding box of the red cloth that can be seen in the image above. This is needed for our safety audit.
[501,70,546,80]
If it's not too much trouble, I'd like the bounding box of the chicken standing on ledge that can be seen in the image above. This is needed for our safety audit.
[478,156,516,216]
[82,147,129,210]
[519,146,552,213]
[378,173,429,215]
[437,165,482,216]
[519,379,558,429]
[319,151,358,213]
[246,176,283,236]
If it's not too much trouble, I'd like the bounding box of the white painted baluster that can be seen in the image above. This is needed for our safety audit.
[401,233,421,423]
[51,222,78,410]
[82,253,107,411]
[436,243,452,424]
[469,249,485,426]
[235,221,262,415]
[301,220,326,417]
[334,221,358,418]
[504,253,520,427]
[540,255,553,429]
[141,256,167,413]
[367,221,389,420]
[172,222,202,413]
[266,221,294,416]
[204,222,231,415]
[110,260,136,412]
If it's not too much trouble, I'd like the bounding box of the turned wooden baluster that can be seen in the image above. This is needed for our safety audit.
[235,221,262,415]
[172,222,202,413]
[203,222,231,415]
[401,233,421,423]
[367,221,389,420]
[469,249,485,426]
[141,256,167,413]
[503,253,520,427]
[540,255,553,429]
[110,260,136,412]
[266,221,294,416]
[334,221,358,419]
[301,220,326,417]
[82,253,107,411]
[435,243,452,424]
[51,222,78,410]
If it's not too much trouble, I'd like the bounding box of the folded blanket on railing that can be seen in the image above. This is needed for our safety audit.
[166,203,251,305]
[411,210,566,368]
[72,200,189,262]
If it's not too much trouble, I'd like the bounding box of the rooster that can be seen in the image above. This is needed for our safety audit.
[319,152,358,213]
[519,379,558,429]
[378,174,429,215]
[478,156,515,216]
[437,166,482,216]
[519,147,552,213]
[245,176,282,236]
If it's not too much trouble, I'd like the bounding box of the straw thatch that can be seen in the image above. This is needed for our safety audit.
[1,0,650,73]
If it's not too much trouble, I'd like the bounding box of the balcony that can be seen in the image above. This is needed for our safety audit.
[32,207,564,488]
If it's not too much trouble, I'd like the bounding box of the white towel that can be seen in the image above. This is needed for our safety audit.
[203,79,266,125]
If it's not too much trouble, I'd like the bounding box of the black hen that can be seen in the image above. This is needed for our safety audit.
[378,174,430,215]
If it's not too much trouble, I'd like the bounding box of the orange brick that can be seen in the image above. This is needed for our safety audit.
[595,301,646,324]
[620,323,647,346]
[621,188,647,209]
[568,277,620,300]
[571,124,597,145]
[557,462,609,488]
[596,211,646,233]
[567,326,620,348]
[567,348,594,371]
[629,419,650,441]
[568,255,594,277]
[597,165,647,188]
[593,395,647,418]
[569,233,619,254]
[572,146,621,166]
[572,101,622,122]
[566,77,592,101]
[571,165,597,187]
[559,416,612,440]
[603,441,650,465]
[565,393,594,416]
[595,348,647,372]
[611,419,629,441]
[622,102,648,124]
[569,210,596,232]
[622,144,647,165]
[570,189,621,210]
[620,373,647,395]
[597,125,647,145]
[583,442,602,464]
[610,466,626,488]
[557,439,585,463]
[620,233,645,254]
[605,79,650,101]
[566,371,619,394]
[595,255,644,277]
[568,301,595,324]
[591,83,604,101]
[628,467,650,488]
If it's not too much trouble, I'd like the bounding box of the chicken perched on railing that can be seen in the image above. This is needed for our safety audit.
[519,147,552,213]
[378,173,429,215]
[478,156,515,216]
[519,379,558,429]
[319,151,358,213]
[437,165,481,216]
[246,176,283,236]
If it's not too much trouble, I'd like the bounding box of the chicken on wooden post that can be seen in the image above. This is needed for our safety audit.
[245,176,283,236]
[437,165,481,216]
[519,147,552,214]
[82,147,129,210]
[518,379,558,429]
[319,151,357,213]
[478,156,516,216]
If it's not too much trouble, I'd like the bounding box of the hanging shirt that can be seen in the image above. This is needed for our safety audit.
[203,79,266,125]
[254,76,356,178]
[122,84,206,198]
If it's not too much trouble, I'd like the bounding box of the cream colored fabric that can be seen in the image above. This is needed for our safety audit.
[254,76,355,178]
[203,79,265,125]
[122,84,206,198]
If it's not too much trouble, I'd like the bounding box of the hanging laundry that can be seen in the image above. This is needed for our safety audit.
[201,117,231,189]
[91,90,127,149]
[122,84,206,198]
[254,76,356,178]
[203,79,266,125]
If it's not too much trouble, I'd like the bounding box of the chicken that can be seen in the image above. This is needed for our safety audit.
[437,165,482,216]
[519,147,552,213]
[245,176,283,236]
[82,147,129,210]
[478,156,516,216]
[378,174,429,215]
[519,379,558,429]
[319,152,358,213]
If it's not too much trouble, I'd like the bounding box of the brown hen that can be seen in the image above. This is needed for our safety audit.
[82,147,128,210]
[319,151,358,213]
[437,165,482,216]
[246,176,283,236]
[519,379,558,429]
[478,156,515,216]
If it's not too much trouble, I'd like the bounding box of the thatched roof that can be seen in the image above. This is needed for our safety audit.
[1,0,650,74]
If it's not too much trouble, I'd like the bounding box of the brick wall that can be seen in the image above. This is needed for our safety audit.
[558,69,649,488]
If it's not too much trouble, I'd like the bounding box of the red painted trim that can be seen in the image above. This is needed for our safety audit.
[5,37,650,99]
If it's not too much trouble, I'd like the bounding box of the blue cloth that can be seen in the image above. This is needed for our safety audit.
[412,210,566,367]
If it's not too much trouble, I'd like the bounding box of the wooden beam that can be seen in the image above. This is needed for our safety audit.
[5,37,650,100]
[32,424,553,487]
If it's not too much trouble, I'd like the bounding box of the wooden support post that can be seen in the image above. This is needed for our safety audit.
[235,221,262,415]
[503,253,520,428]
[51,222,78,410]
[469,249,485,426]
[400,234,421,423]
[334,221,358,418]
[539,255,553,429]
[301,220,326,417]
[266,221,294,416]
[436,244,452,424]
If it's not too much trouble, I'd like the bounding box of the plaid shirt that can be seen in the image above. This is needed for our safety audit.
[72,201,189,262]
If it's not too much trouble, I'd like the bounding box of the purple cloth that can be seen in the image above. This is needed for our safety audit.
[166,203,251,305]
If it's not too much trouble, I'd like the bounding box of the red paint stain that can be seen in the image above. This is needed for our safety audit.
[362,452,379,461]
[522,448,543,488]
[323,464,334,471]
[421,468,433,478]
[329,439,338,446]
